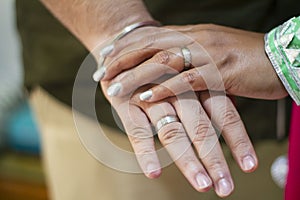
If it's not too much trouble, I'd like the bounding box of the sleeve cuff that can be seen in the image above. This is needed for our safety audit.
[264,16,300,105]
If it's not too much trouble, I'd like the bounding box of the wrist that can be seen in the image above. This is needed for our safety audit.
[87,10,155,50]
[40,0,155,51]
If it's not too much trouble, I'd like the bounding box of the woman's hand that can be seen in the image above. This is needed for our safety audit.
[100,24,288,101]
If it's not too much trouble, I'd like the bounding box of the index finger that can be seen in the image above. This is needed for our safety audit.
[139,63,224,102]
[95,28,193,81]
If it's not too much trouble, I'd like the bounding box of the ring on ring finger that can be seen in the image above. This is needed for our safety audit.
[155,115,180,132]
[181,46,192,70]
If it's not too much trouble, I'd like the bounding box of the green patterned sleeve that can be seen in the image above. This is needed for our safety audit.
[265,16,300,105]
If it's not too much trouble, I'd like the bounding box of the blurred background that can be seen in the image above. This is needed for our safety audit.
[0,0,48,199]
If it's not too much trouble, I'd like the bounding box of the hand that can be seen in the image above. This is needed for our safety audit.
[100,24,288,101]
[97,24,258,197]
[100,81,257,197]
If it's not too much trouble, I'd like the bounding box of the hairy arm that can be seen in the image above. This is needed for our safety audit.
[40,0,153,50]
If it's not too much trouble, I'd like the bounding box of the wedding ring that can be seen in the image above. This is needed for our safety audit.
[181,47,192,70]
[155,115,180,132]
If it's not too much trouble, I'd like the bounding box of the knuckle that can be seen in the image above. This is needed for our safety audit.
[128,126,151,145]
[203,155,224,172]
[182,156,199,171]
[192,123,216,144]
[222,109,242,127]
[123,71,135,82]
[181,70,199,84]
[159,124,186,145]
[135,147,156,158]
[118,70,136,88]
[153,51,171,65]
[231,136,250,153]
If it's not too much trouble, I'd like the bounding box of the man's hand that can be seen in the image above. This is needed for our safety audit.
[100,81,257,198]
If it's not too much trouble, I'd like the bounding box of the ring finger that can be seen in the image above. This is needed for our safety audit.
[131,95,213,192]
[106,43,211,97]
[170,92,234,197]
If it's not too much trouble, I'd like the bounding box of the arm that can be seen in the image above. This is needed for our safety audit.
[40,0,154,50]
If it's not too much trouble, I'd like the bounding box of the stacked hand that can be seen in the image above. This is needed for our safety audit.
[92,24,289,197]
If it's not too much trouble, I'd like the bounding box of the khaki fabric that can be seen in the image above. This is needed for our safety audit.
[30,88,286,200]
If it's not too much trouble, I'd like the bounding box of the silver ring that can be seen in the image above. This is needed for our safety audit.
[155,115,180,132]
[181,47,192,70]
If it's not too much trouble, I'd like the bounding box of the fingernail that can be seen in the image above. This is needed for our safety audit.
[196,173,211,190]
[146,163,160,178]
[242,155,256,171]
[139,90,153,101]
[218,178,232,196]
[107,82,122,96]
[100,44,114,57]
[92,67,106,82]
[98,56,105,67]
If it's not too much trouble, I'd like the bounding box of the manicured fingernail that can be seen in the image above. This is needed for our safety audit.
[242,155,256,171]
[93,67,106,82]
[196,173,211,190]
[218,178,233,196]
[98,56,105,66]
[107,83,122,96]
[100,44,114,57]
[139,90,153,101]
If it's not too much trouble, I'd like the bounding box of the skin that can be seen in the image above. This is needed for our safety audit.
[40,0,259,197]
[40,0,153,51]
[101,81,257,197]
[102,24,288,101]
[99,25,260,196]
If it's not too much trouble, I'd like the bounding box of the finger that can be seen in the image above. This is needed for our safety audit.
[115,101,162,179]
[97,24,252,82]
[94,27,166,82]
[136,99,213,192]
[102,48,160,81]
[199,91,258,173]
[140,62,224,102]
[106,48,184,97]
[100,29,194,81]
[105,43,214,98]
[171,92,234,198]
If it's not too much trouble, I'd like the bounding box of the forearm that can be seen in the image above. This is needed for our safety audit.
[40,0,153,50]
